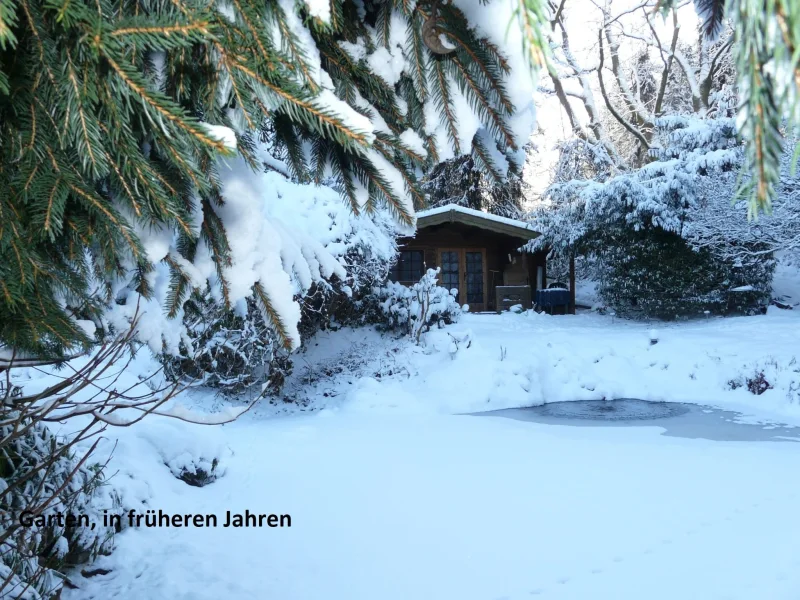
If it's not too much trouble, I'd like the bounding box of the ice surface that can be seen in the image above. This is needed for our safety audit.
[64,410,800,600]
[483,400,800,443]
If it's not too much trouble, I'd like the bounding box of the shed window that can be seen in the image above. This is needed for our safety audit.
[390,251,424,282]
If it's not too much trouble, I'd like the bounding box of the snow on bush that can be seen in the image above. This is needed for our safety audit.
[168,454,225,488]
[135,417,232,488]
[376,268,462,343]
[530,117,775,319]
[1,417,121,599]
[158,165,398,396]
[162,293,291,397]
[108,149,399,357]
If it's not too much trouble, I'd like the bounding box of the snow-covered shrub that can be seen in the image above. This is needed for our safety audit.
[530,117,775,319]
[376,268,462,343]
[298,244,394,339]
[109,161,400,357]
[135,417,232,489]
[169,455,224,488]
[746,372,773,395]
[1,415,121,599]
[161,172,397,397]
[161,294,290,398]
[728,358,780,395]
[598,229,771,320]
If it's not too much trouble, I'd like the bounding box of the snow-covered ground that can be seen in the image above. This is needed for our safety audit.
[67,411,800,600]
[27,307,800,599]
[263,307,800,422]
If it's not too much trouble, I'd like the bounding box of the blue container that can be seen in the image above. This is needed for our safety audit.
[535,288,571,311]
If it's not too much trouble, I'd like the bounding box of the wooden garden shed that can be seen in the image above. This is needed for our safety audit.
[390,204,548,312]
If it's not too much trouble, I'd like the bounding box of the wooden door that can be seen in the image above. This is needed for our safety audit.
[437,248,487,312]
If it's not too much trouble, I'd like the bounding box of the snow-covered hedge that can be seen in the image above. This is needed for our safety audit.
[598,228,771,320]
[376,268,462,342]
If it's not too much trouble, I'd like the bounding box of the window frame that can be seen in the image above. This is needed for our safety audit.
[389,250,425,283]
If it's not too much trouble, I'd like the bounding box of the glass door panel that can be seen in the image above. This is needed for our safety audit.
[465,251,484,305]
[440,250,460,302]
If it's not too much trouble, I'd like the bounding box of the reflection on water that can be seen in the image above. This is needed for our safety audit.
[480,399,800,442]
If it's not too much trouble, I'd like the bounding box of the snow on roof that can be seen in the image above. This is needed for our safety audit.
[416,204,536,232]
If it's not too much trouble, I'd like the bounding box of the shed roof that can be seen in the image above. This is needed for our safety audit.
[415,204,539,240]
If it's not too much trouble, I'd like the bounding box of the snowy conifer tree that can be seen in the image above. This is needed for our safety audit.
[0,0,548,359]
[529,116,775,318]
[422,154,528,219]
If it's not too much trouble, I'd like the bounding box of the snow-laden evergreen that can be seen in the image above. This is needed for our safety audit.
[106,0,542,354]
[528,116,776,318]
[0,0,546,359]
[535,117,740,242]
[422,154,527,219]
[153,160,399,396]
[108,151,398,355]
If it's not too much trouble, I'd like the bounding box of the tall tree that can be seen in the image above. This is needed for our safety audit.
[539,0,735,175]
[422,154,528,219]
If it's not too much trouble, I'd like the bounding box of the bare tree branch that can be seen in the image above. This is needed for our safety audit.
[598,29,652,150]
[652,9,681,115]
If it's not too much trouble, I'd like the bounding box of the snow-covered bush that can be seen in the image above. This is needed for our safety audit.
[110,164,399,357]
[1,415,121,599]
[161,294,290,397]
[728,358,782,395]
[530,117,775,319]
[298,244,394,340]
[598,229,770,320]
[376,269,462,343]
[161,172,397,397]
[169,455,224,488]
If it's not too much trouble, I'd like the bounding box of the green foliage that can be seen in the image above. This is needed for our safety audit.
[597,228,772,320]
[516,0,550,69]
[0,0,545,359]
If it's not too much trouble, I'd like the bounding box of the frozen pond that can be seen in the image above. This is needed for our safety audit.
[480,399,800,442]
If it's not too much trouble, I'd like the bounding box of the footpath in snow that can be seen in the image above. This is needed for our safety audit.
[36,308,800,599]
